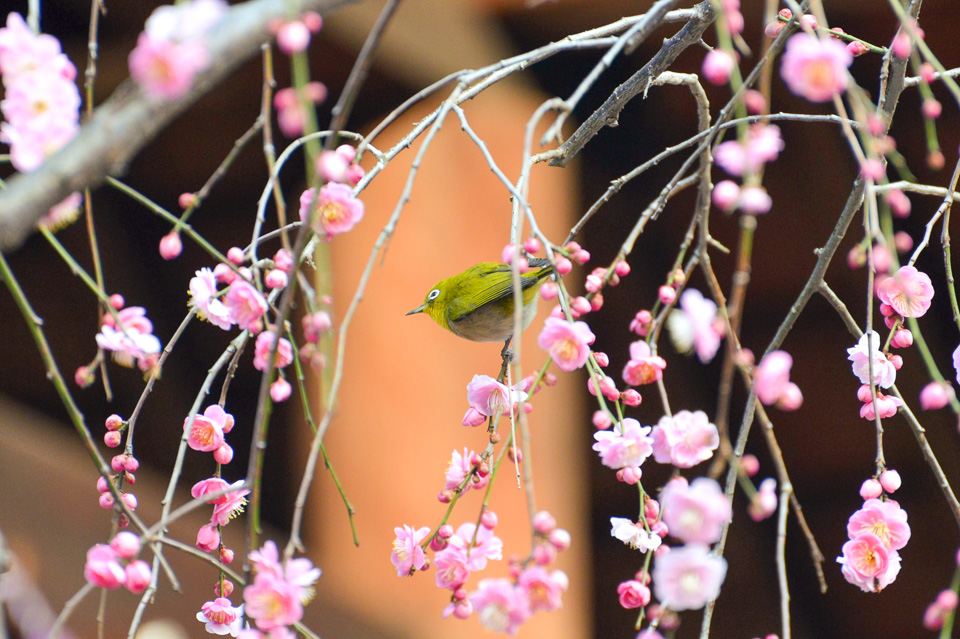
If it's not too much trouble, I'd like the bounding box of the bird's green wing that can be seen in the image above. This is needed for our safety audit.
[447,261,552,321]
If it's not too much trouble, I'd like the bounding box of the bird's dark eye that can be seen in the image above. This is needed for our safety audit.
[428,289,440,301]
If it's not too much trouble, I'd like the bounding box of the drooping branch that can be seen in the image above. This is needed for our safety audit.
[0,0,363,252]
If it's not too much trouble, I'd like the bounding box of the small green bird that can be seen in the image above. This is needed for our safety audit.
[406,258,555,343]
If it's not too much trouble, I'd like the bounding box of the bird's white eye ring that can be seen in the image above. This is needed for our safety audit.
[428,289,440,301]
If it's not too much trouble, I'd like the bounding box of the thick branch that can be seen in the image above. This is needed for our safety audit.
[0,0,362,252]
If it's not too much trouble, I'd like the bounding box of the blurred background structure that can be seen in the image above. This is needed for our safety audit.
[2,0,960,637]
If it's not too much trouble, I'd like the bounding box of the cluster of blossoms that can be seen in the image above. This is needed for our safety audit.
[391,509,570,635]
[711,124,783,216]
[83,532,152,594]
[837,481,911,592]
[189,259,268,333]
[195,540,321,636]
[128,0,227,99]
[185,405,238,467]
[923,575,960,632]
[299,145,366,239]
[94,417,141,526]
[94,295,162,373]
[298,309,333,374]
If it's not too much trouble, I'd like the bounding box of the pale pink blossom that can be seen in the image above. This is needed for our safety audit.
[96,307,162,370]
[2,69,80,128]
[0,13,75,81]
[273,82,328,137]
[83,544,125,589]
[876,265,934,318]
[449,522,503,571]
[211,481,249,526]
[470,578,531,636]
[701,49,735,85]
[249,540,284,579]
[920,382,954,410]
[189,267,234,330]
[617,579,651,609]
[224,280,268,332]
[1,117,77,171]
[466,374,528,417]
[652,544,728,610]
[244,572,302,631]
[837,533,900,592]
[779,32,852,102]
[197,598,243,635]
[276,21,311,55]
[184,404,231,452]
[622,340,667,386]
[748,477,778,521]
[847,498,911,551]
[714,125,784,177]
[609,517,662,552]
[537,317,596,371]
[755,350,793,405]
[253,332,294,371]
[667,289,721,363]
[445,448,487,493]
[391,525,430,576]
[518,567,565,612]
[592,418,654,469]
[847,331,896,388]
[651,410,719,468]
[738,185,773,215]
[433,546,470,590]
[128,34,208,99]
[660,477,731,544]
[299,182,365,238]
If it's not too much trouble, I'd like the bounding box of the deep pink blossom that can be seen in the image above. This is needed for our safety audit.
[274,82,328,137]
[196,597,243,635]
[859,391,902,420]
[299,182,365,238]
[651,410,719,468]
[469,578,531,636]
[196,523,220,552]
[537,317,595,371]
[780,32,852,102]
[877,265,934,318]
[622,340,667,386]
[224,280,268,332]
[660,477,731,544]
[592,418,654,469]
[847,331,896,388]
[847,498,910,551]
[192,477,232,504]
[83,544,125,589]
[652,544,728,611]
[184,404,231,452]
[617,579,651,609]
[253,331,294,371]
[124,560,152,594]
[211,481,249,526]
[391,525,430,576]
[837,533,900,592]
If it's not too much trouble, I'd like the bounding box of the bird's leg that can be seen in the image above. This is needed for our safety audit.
[497,337,513,382]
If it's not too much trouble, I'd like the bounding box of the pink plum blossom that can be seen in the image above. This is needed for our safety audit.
[617,579,651,609]
[184,404,231,452]
[847,498,911,551]
[667,289,722,364]
[537,317,596,371]
[124,560,152,594]
[738,185,773,215]
[651,410,719,468]
[859,390,902,420]
[434,546,471,590]
[748,477,778,521]
[110,531,141,559]
[197,598,244,635]
[83,544,125,589]
[0,13,76,81]
[847,331,896,388]
[96,306,162,370]
[714,125,784,177]
[652,544,728,611]
[299,182,365,238]
[449,522,503,571]
[466,374,528,417]
[273,81,328,137]
[592,418,654,469]
[445,448,488,493]
[253,331,294,371]
[660,477,731,544]
[189,267,233,330]
[224,280,268,332]
[837,533,900,592]
[192,477,232,504]
[701,49,735,85]
[391,525,430,576]
[609,517,662,552]
[622,340,667,386]
[518,567,566,612]
[876,265,934,318]
[196,523,220,552]
[754,350,793,405]
[211,481,249,526]
[243,572,302,631]
[470,578,531,636]
[779,32,852,102]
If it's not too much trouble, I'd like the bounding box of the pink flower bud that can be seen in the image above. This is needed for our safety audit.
[727,10,744,34]
[105,414,124,431]
[277,20,311,54]
[859,478,883,499]
[617,580,651,609]
[621,389,642,407]
[592,410,612,430]
[159,231,182,260]
[920,382,954,410]
[220,548,235,564]
[316,150,350,183]
[923,98,942,119]
[429,536,447,552]
[575,249,591,265]
[889,354,903,370]
[178,192,197,209]
[533,511,557,535]
[555,257,573,275]
[860,158,886,181]
[712,180,741,211]
[213,443,234,465]
[764,20,785,38]
[533,542,557,565]
[110,531,141,559]
[776,382,803,411]
[226,248,245,266]
[571,296,592,315]
[540,281,559,300]
[799,14,818,29]
[273,249,294,273]
[658,285,676,305]
[270,378,292,402]
[196,523,220,552]
[739,185,772,215]
[857,384,874,403]
[124,560,151,593]
[99,493,115,509]
[111,455,126,473]
[437,490,452,503]
[644,497,661,523]
[453,600,473,619]
[214,579,234,597]
[590,292,604,311]
[893,231,913,253]
[462,407,486,427]
[437,524,454,540]
[619,466,642,485]
[97,476,110,493]
[928,150,946,170]
[481,510,498,529]
[121,493,138,511]
[890,328,913,349]
[891,31,912,58]
[589,352,607,368]
[585,274,602,293]
[523,237,541,254]
[938,590,959,610]
[345,163,366,185]
[615,261,631,278]
[702,49,736,85]
[213,263,235,285]
[104,431,122,448]
[846,41,870,57]
[743,89,766,115]
[740,453,760,476]
[879,469,902,493]
[549,528,571,551]
[650,520,669,538]
[919,62,936,83]
[265,269,288,290]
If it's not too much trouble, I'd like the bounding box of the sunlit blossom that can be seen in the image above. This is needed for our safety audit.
[847,331,896,389]
[877,265,934,318]
[651,410,719,468]
[390,525,430,577]
[537,317,595,371]
[652,544,728,611]
[593,418,654,470]
[660,477,731,544]
[609,517,662,552]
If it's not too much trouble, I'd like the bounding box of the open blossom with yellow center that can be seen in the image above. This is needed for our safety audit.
[299,182,364,238]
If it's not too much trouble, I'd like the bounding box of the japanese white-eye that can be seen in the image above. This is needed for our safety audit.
[406,258,554,342]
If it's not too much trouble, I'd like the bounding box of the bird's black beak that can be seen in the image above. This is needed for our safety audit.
[406,304,426,316]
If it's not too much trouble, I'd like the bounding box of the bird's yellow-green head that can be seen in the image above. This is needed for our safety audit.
[406,259,554,343]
